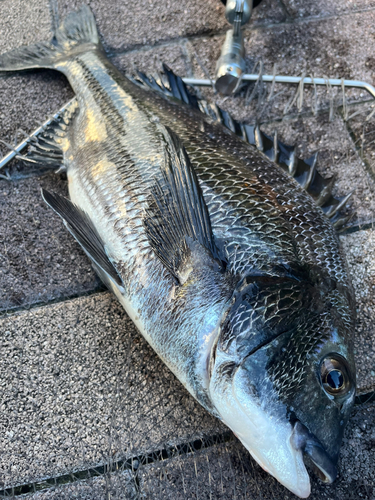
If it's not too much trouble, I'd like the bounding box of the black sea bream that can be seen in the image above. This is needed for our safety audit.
[0,6,357,497]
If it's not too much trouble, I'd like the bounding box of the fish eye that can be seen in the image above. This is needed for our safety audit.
[320,354,352,397]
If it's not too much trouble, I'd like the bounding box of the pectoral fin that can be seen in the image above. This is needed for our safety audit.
[42,189,123,287]
[143,126,225,285]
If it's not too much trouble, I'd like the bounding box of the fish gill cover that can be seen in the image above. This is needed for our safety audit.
[0,2,374,500]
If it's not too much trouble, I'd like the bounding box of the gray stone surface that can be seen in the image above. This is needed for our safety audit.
[0,174,100,312]
[246,11,375,82]
[0,0,52,54]
[282,0,375,18]
[56,0,286,53]
[345,103,375,179]
[342,230,375,393]
[23,470,138,500]
[57,0,227,52]
[139,401,375,500]
[0,293,224,489]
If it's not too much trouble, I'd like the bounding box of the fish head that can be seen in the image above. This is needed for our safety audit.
[208,270,356,498]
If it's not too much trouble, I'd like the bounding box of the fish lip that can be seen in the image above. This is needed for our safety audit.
[291,421,337,484]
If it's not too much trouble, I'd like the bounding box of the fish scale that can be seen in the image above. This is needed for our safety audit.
[69,51,302,279]
[130,85,349,282]
[0,6,357,498]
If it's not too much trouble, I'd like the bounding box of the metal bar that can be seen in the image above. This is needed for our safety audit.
[182,75,375,99]
[0,98,76,171]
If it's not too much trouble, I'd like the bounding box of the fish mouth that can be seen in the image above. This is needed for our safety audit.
[291,421,337,484]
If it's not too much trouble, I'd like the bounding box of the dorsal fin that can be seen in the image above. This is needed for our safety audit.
[249,128,353,230]
[134,64,199,109]
[143,126,224,284]
[133,65,353,231]
[17,99,78,171]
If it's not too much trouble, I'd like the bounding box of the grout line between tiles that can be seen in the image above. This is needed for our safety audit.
[0,286,107,320]
[104,5,375,57]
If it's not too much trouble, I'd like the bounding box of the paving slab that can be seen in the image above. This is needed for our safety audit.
[0,174,100,313]
[139,401,375,500]
[0,293,224,489]
[341,230,375,393]
[242,0,287,25]
[249,11,375,82]
[56,0,285,53]
[0,284,373,492]
[282,0,375,18]
[18,470,138,500]
[57,0,228,52]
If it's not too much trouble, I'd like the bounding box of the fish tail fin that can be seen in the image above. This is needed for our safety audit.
[0,5,100,72]
[54,5,100,55]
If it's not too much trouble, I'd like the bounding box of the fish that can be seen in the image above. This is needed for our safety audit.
[0,6,357,498]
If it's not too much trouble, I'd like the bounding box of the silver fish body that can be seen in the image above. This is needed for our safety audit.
[0,6,356,498]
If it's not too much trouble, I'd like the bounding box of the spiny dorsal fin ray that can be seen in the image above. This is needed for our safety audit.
[322,191,354,219]
[332,213,353,230]
[18,100,78,170]
[162,63,198,108]
[218,121,352,228]
[134,64,199,110]
[294,153,318,190]
[135,71,172,97]
[133,65,353,230]
[143,126,224,285]
[255,128,353,225]
[42,189,123,287]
